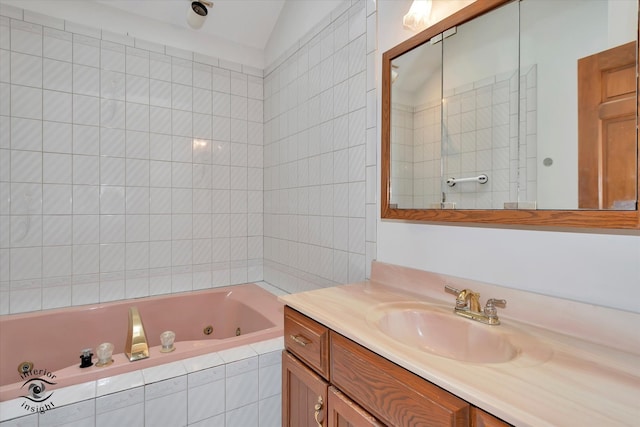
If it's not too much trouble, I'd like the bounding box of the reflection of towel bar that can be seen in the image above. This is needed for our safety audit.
[446,174,488,187]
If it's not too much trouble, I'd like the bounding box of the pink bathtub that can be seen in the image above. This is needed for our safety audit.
[0,284,283,402]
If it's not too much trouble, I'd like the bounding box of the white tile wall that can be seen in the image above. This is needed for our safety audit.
[0,338,284,427]
[0,7,264,313]
[263,0,377,292]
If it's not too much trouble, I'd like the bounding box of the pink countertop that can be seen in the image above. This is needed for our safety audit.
[280,262,640,427]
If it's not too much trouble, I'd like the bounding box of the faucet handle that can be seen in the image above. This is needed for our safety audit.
[444,285,462,296]
[485,298,506,308]
[483,299,506,322]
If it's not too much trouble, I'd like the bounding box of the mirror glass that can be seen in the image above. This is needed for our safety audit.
[441,1,519,209]
[390,33,442,209]
[388,0,638,211]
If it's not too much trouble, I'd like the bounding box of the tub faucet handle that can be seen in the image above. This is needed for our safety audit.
[79,348,93,368]
[96,343,114,367]
[160,331,176,353]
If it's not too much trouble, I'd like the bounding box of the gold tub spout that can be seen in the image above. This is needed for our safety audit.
[125,306,149,361]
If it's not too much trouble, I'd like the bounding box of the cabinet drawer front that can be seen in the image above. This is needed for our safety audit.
[284,306,330,378]
[330,332,470,427]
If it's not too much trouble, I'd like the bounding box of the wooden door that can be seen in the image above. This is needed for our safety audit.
[327,387,384,427]
[578,41,637,209]
[282,351,328,427]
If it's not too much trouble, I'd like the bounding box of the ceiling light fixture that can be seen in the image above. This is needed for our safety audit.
[403,0,432,32]
[187,0,213,29]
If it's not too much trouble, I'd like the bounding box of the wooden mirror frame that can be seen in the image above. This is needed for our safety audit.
[381,0,640,229]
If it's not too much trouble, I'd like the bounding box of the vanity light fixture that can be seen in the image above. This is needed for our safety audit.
[391,65,399,84]
[403,0,432,32]
[187,0,213,29]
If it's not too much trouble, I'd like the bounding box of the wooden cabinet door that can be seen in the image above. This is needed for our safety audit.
[283,351,328,427]
[327,386,384,427]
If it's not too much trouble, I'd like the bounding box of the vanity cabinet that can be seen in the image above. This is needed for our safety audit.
[283,307,379,427]
[283,306,512,427]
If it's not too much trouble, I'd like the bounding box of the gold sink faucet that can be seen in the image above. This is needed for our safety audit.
[444,285,506,325]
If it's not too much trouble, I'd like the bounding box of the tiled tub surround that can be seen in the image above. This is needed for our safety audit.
[281,261,640,426]
[262,0,378,293]
[0,337,284,427]
[0,283,283,399]
[0,6,265,314]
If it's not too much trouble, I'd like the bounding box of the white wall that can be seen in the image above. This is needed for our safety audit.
[377,0,640,313]
[262,0,378,293]
[0,0,264,68]
[265,0,343,66]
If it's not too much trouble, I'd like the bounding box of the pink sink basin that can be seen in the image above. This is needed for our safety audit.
[367,302,519,364]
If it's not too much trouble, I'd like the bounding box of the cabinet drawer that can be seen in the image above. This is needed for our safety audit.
[330,331,470,427]
[284,306,330,378]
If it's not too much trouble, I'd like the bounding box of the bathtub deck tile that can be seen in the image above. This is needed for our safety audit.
[218,345,257,365]
[0,398,31,424]
[259,394,282,427]
[187,365,225,388]
[95,401,144,427]
[38,399,94,427]
[0,412,37,427]
[225,356,258,378]
[258,350,281,368]
[249,337,284,356]
[141,360,186,385]
[95,387,143,414]
[144,385,187,427]
[187,379,225,424]
[46,381,96,409]
[258,360,282,399]
[225,370,259,411]
[145,376,186,400]
[188,413,225,427]
[96,371,144,397]
[181,352,225,374]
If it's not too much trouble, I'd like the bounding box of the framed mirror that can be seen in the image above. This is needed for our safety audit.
[381,0,639,229]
